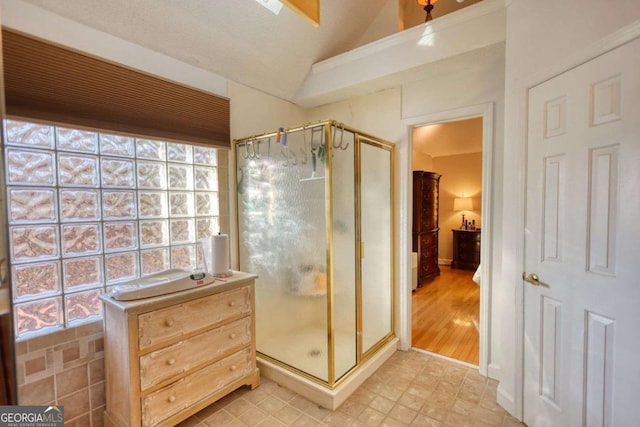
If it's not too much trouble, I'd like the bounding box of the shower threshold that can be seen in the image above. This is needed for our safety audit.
[257,337,398,410]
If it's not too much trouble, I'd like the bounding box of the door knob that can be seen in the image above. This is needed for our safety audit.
[523,272,550,288]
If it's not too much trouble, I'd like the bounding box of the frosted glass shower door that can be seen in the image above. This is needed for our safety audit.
[331,128,357,381]
[360,140,393,354]
[236,127,329,382]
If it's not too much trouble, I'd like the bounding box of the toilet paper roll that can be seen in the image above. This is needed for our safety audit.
[201,234,231,276]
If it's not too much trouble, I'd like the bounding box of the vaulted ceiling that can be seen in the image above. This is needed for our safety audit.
[20,0,491,101]
[21,0,392,101]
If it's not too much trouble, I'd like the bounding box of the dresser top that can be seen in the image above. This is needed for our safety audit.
[99,270,257,313]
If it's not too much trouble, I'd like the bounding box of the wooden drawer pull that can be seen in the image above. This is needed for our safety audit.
[230,365,237,372]
[228,301,235,307]
[229,333,236,339]
[165,318,174,327]
[167,358,176,366]
[168,395,176,403]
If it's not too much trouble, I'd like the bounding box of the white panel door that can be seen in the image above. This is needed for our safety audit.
[524,38,640,426]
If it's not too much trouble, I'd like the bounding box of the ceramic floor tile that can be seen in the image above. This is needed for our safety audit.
[272,404,304,425]
[369,395,396,415]
[257,396,287,414]
[256,416,287,427]
[323,410,356,426]
[411,412,443,426]
[357,407,386,426]
[181,350,525,427]
[451,398,478,417]
[238,406,270,427]
[380,416,410,427]
[397,391,426,412]
[387,403,418,424]
[338,399,368,419]
[303,403,331,422]
[200,408,235,426]
[289,413,323,427]
[226,397,256,418]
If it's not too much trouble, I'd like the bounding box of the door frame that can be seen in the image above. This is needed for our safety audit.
[514,20,640,420]
[399,102,494,376]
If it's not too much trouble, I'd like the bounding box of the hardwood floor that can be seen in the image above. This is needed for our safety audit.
[412,265,480,365]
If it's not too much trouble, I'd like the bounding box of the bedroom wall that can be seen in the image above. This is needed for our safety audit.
[432,152,482,262]
[412,150,433,170]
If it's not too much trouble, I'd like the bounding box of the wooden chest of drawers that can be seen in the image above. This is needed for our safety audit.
[413,171,441,283]
[451,229,481,270]
[100,272,259,427]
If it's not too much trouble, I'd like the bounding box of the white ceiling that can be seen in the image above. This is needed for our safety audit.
[21,0,391,102]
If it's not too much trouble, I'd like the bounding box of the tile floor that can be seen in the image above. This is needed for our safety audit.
[179,349,524,426]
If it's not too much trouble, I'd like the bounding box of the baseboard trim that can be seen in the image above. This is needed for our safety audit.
[487,362,501,380]
[411,347,478,369]
[438,258,452,265]
[496,384,515,416]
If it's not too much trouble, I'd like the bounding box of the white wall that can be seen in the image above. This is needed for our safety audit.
[306,87,402,143]
[499,0,640,417]
[228,81,306,140]
[307,48,505,378]
[403,48,505,374]
[432,152,483,261]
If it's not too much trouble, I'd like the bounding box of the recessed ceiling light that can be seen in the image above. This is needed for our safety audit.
[255,0,284,15]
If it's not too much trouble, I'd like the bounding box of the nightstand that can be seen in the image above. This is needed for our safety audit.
[451,229,481,270]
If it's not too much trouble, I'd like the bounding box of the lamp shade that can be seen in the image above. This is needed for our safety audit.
[417,0,438,5]
[453,197,473,212]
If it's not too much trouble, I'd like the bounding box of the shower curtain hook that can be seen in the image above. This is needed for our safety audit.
[247,139,254,160]
[310,125,323,150]
[289,148,298,165]
[332,122,348,150]
[281,145,298,166]
[250,138,260,160]
[266,137,272,160]
[299,125,308,164]
[240,141,250,159]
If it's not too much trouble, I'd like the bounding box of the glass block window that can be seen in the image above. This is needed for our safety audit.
[4,119,220,339]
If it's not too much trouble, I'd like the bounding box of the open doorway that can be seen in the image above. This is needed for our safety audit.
[411,117,483,365]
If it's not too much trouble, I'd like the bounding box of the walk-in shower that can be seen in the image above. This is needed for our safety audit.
[234,121,396,408]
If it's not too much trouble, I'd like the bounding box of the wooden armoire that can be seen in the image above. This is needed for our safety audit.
[412,171,441,284]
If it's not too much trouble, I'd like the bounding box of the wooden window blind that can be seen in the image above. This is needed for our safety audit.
[2,28,230,148]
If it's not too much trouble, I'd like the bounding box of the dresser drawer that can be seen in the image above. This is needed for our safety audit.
[451,229,481,270]
[457,240,480,252]
[140,317,251,390]
[138,285,251,351]
[458,251,480,263]
[457,232,480,243]
[142,348,253,427]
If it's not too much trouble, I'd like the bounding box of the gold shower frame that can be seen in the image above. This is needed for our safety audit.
[232,120,396,390]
